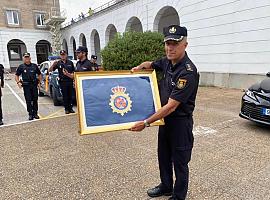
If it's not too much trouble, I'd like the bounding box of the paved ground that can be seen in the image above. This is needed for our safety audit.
[0,87,269,200]
[1,78,76,125]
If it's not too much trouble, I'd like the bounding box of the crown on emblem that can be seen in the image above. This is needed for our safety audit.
[111,86,126,93]
[169,27,176,34]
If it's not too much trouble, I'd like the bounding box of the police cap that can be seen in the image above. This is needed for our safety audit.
[75,46,88,53]
[60,50,67,55]
[23,52,30,57]
[91,55,97,60]
[163,25,187,42]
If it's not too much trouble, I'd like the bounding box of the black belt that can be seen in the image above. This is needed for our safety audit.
[22,80,37,85]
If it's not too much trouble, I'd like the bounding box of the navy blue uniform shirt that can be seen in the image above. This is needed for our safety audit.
[15,63,41,83]
[76,59,93,72]
[152,52,199,118]
[53,59,75,82]
[0,64,4,96]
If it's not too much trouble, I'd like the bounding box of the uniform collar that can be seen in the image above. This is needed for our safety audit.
[60,59,68,64]
[24,62,32,66]
[79,58,88,64]
[169,52,188,71]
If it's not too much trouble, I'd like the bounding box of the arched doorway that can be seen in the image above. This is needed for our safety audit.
[70,36,76,60]
[125,17,143,32]
[7,39,27,72]
[79,33,87,47]
[36,40,52,64]
[153,6,180,33]
[105,24,117,44]
[90,29,101,64]
[62,39,68,54]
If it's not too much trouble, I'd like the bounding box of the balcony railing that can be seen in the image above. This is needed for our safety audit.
[61,0,128,28]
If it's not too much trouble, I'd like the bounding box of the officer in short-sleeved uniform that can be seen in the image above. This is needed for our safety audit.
[131,25,199,200]
[75,46,93,72]
[15,52,42,120]
[0,64,4,125]
[50,50,75,114]
[152,52,199,200]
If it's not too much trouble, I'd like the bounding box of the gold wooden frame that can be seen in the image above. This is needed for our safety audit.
[75,70,164,135]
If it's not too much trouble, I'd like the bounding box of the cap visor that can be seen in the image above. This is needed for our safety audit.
[164,35,184,42]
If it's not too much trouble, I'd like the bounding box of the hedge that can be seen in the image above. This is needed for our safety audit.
[101,31,165,70]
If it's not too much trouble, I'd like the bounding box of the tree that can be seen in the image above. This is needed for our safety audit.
[101,31,165,70]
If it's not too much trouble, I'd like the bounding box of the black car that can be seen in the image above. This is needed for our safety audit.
[239,72,270,125]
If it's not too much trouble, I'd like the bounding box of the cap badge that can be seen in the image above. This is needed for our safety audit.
[169,27,177,34]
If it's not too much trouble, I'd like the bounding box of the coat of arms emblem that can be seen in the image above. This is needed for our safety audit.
[109,86,132,116]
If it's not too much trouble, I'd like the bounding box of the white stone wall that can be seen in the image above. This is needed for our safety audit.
[0,28,51,70]
[61,0,270,75]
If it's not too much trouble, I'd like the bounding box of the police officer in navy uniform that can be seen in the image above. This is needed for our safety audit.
[0,63,4,125]
[90,55,99,71]
[15,53,42,120]
[49,50,75,114]
[75,46,93,72]
[131,25,199,200]
[63,46,93,79]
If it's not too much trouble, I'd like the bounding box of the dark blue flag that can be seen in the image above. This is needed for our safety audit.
[82,76,156,127]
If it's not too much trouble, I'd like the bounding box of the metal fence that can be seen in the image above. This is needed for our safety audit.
[61,0,127,28]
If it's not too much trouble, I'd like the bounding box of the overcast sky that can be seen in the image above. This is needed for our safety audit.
[59,0,110,22]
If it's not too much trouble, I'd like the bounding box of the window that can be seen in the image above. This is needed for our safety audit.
[6,10,19,25]
[8,45,22,61]
[36,13,45,26]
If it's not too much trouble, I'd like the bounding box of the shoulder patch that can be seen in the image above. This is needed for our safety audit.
[185,63,193,72]
[177,78,187,89]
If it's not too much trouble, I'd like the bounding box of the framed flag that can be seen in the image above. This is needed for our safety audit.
[75,70,164,135]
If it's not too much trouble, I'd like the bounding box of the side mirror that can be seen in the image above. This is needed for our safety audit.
[267,72,270,77]
[44,69,48,75]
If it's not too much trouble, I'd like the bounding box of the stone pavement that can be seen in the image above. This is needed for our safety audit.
[1,78,77,125]
[0,87,269,199]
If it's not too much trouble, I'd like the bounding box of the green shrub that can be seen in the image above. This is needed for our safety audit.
[101,31,165,70]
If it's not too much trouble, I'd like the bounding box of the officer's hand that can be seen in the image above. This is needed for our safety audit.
[63,68,68,75]
[53,60,58,66]
[130,121,145,132]
[17,82,22,89]
[131,66,142,73]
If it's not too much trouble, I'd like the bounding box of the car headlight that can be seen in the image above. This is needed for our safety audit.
[245,90,257,100]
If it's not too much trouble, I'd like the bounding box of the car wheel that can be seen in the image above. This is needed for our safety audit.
[52,88,61,106]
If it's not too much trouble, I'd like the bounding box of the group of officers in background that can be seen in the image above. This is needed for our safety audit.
[0,46,98,124]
